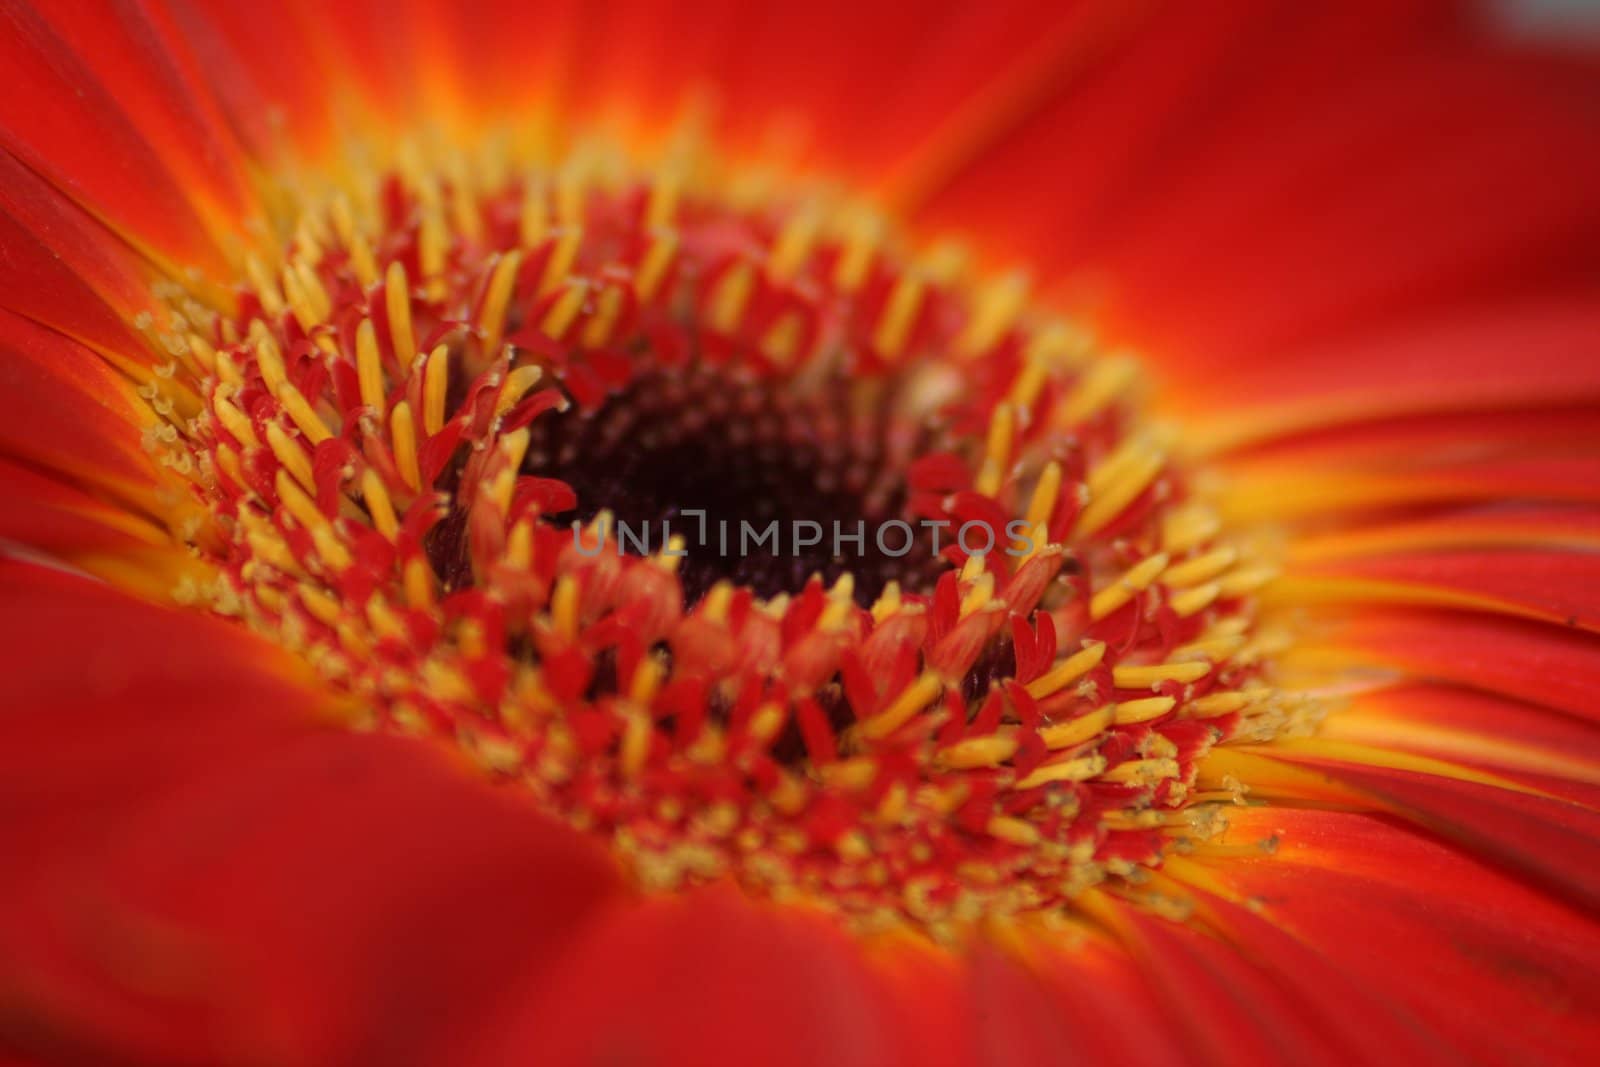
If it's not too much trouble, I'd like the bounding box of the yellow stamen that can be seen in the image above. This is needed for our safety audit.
[1024,461,1063,532]
[348,231,379,289]
[1219,563,1277,597]
[857,673,943,742]
[403,556,434,610]
[422,343,450,436]
[537,280,586,339]
[389,401,421,491]
[646,176,680,229]
[1112,661,1211,688]
[873,274,924,357]
[494,364,545,419]
[264,420,315,491]
[1100,758,1180,786]
[974,403,1016,498]
[1039,706,1114,750]
[1076,442,1164,537]
[245,254,285,317]
[770,209,819,282]
[550,575,580,640]
[477,250,523,356]
[538,228,583,297]
[958,272,1028,356]
[707,262,755,334]
[629,654,667,705]
[276,470,351,571]
[957,571,996,619]
[213,392,259,450]
[355,318,386,412]
[1089,553,1169,621]
[418,203,448,299]
[277,382,333,444]
[1169,582,1222,618]
[1161,504,1221,555]
[519,180,549,246]
[580,285,625,348]
[1024,641,1107,700]
[1187,691,1252,718]
[1112,696,1178,724]
[936,733,1020,770]
[1014,755,1106,790]
[360,469,399,540]
[635,230,679,301]
[385,261,416,362]
[986,815,1040,848]
[1163,547,1237,587]
[1006,356,1049,411]
[504,518,533,570]
[620,709,652,779]
[252,327,287,396]
[184,333,218,376]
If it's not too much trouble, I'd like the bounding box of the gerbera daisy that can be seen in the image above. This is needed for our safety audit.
[2,1,1598,1063]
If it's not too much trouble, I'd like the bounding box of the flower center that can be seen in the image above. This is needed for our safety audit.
[475,364,943,606]
[146,142,1299,937]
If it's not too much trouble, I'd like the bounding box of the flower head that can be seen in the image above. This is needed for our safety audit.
[2,2,1598,1064]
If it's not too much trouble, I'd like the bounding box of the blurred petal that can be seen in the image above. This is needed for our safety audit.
[0,308,164,507]
[1177,300,1600,450]
[0,150,169,368]
[0,561,622,1066]
[1291,607,1600,721]
[0,1,240,275]
[1278,548,1600,630]
[1318,683,1600,804]
[1183,808,1600,1065]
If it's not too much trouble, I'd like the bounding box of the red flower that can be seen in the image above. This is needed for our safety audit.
[2,2,1598,1064]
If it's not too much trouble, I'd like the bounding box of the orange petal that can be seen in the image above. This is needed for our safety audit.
[1318,683,1600,806]
[0,459,194,598]
[0,307,164,508]
[1221,455,1600,525]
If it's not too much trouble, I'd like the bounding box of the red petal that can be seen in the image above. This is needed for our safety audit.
[1090,891,1448,1066]
[0,561,621,1065]
[0,150,165,367]
[0,308,162,506]
[1282,548,1600,631]
[1287,504,1600,562]
[1293,607,1600,721]
[464,888,905,1067]
[1187,808,1600,1064]
[0,2,237,274]
[1228,738,1600,914]
[1178,301,1600,450]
